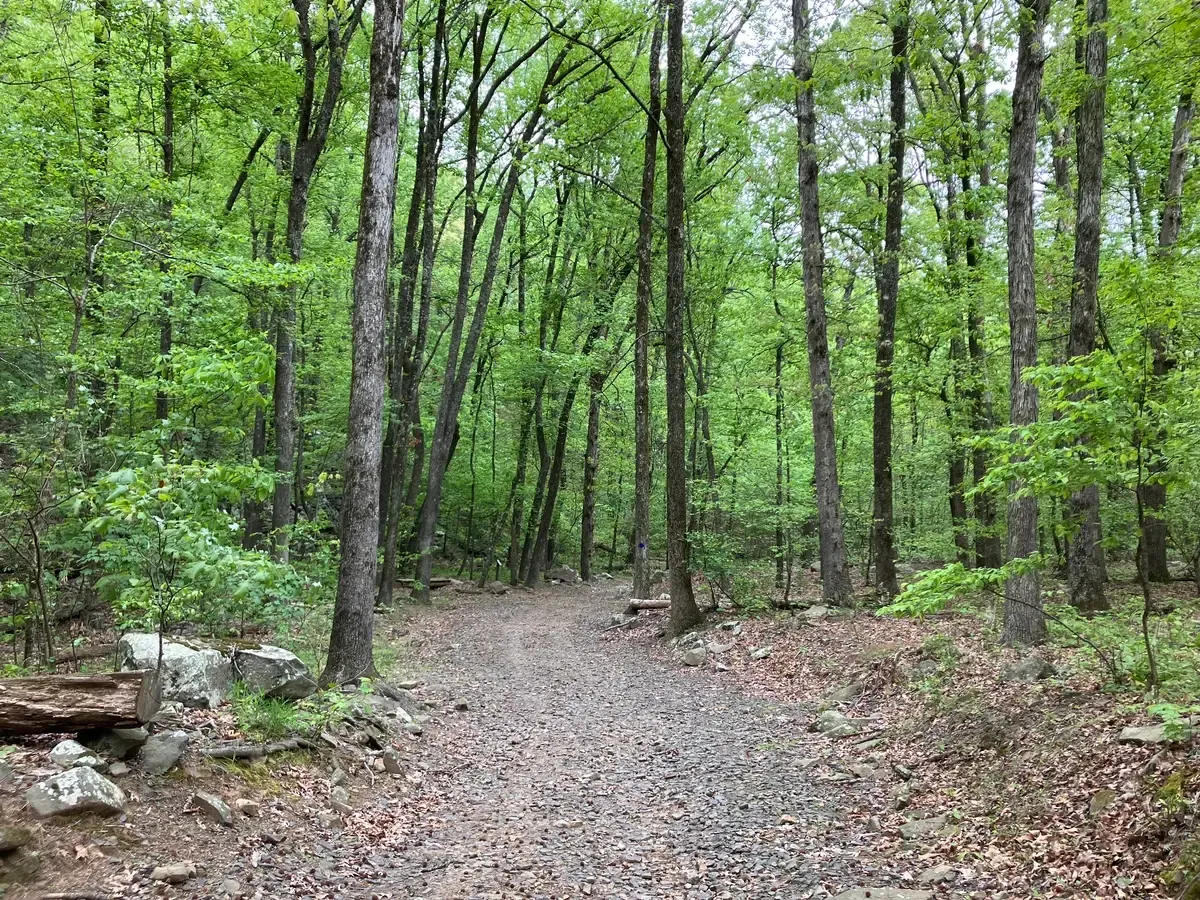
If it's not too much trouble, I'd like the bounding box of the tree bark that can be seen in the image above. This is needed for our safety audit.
[579,370,603,582]
[633,5,665,602]
[871,0,909,598]
[0,672,160,736]
[321,0,405,685]
[272,0,362,564]
[1065,0,1109,612]
[412,47,567,601]
[792,0,854,606]
[1141,92,1195,581]
[155,3,174,424]
[664,0,702,633]
[1003,0,1052,647]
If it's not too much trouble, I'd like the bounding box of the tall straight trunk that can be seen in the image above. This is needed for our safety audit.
[792,0,854,605]
[1065,0,1109,612]
[1141,92,1194,581]
[412,48,567,601]
[1003,0,1052,647]
[946,335,972,565]
[775,331,786,589]
[272,0,361,564]
[579,370,603,582]
[871,1,908,598]
[633,5,664,601]
[664,0,702,632]
[156,3,174,424]
[378,0,447,606]
[526,377,583,587]
[321,0,405,684]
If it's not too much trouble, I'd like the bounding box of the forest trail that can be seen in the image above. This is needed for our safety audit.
[380,583,932,899]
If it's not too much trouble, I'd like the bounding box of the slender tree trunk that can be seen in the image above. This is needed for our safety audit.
[321,0,405,684]
[1141,92,1194,581]
[871,1,908,597]
[1003,0,1052,647]
[664,0,702,632]
[1065,0,1109,612]
[413,48,567,601]
[272,1,360,564]
[579,371,603,582]
[792,0,854,605]
[527,378,582,587]
[633,5,664,602]
[775,332,786,589]
[155,4,174,425]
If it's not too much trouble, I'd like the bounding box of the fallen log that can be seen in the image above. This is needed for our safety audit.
[626,596,671,613]
[393,577,453,591]
[199,736,315,760]
[0,670,160,735]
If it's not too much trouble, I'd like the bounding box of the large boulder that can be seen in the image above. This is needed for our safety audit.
[546,566,579,584]
[232,646,317,700]
[24,767,126,817]
[117,633,231,708]
[998,656,1055,684]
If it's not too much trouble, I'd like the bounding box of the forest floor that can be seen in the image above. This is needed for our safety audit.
[5,578,1196,899]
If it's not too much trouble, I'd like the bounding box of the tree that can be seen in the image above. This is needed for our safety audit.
[321,0,406,684]
[792,0,854,606]
[1003,0,1053,647]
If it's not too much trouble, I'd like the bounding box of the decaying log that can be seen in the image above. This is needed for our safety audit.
[199,737,316,759]
[393,577,453,591]
[626,596,671,613]
[0,670,159,735]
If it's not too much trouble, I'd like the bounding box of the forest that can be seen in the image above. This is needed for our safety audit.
[1,0,1199,691]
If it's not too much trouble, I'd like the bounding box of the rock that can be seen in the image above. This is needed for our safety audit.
[811,710,863,738]
[848,763,876,780]
[394,679,421,690]
[232,646,317,700]
[609,613,628,626]
[802,604,831,621]
[331,767,347,786]
[749,645,773,661]
[234,798,260,817]
[107,761,130,776]
[706,640,735,654]
[80,726,149,760]
[864,816,883,833]
[0,760,13,783]
[382,750,404,775]
[138,730,189,775]
[718,621,739,630]
[49,739,92,767]
[682,647,707,667]
[24,767,126,817]
[917,863,956,885]
[899,813,948,840]
[0,848,41,885]
[1089,788,1117,817]
[404,722,424,736]
[1118,723,1192,745]
[192,791,233,826]
[260,830,284,845]
[0,826,32,852]
[546,566,579,584]
[117,633,231,708]
[825,679,865,704]
[998,656,1055,683]
[831,890,931,900]
[330,785,353,815]
[453,699,469,712]
[486,581,509,595]
[222,877,244,897]
[151,862,196,884]
[911,659,940,678]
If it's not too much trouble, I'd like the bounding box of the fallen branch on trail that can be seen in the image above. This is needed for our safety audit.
[626,596,670,613]
[198,736,316,759]
[0,671,159,735]
[393,577,453,591]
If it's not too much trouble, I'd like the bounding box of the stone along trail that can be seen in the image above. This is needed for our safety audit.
[382,585,941,900]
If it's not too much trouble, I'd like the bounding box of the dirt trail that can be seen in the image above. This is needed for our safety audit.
[378,583,933,899]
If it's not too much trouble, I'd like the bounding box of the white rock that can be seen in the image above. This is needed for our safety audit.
[232,646,317,699]
[832,889,931,900]
[117,633,231,708]
[49,739,92,768]
[750,645,773,661]
[25,767,126,817]
[682,647,707,667]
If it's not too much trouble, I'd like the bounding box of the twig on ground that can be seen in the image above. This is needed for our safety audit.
[199,737,315,759]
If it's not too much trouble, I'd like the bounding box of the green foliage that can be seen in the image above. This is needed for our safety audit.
[230,683,357,742]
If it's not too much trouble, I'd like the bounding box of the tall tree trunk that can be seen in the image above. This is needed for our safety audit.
[412,47,567,601]
[775,326,786,590]
[792,0,854,605]
[526,378,582,587]
[1141,92,1194,581]
[156,3,174,425]
[378,0,446,606]
[579,371,603,582]
[321,0,405,684]
[272,0,361,564]
[871,0,908,598]
[1065,0,1109,612]
[664,0,702,632]
[633,5,664,601]
[1003,0,1052,647]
